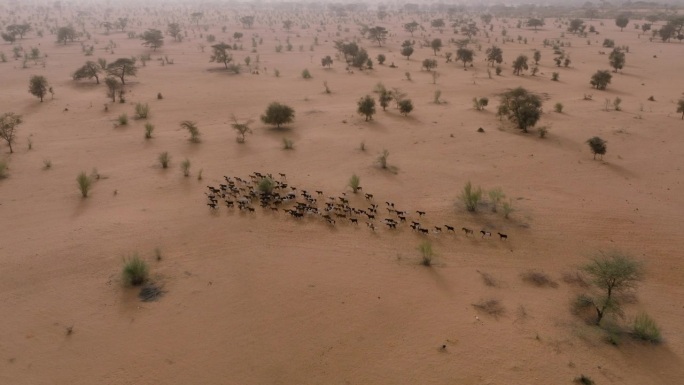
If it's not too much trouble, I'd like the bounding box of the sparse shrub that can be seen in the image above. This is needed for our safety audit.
[180,120,200,142]
[502,199,514,218]
[134,103,149,119]
[180,158,191,176]
[76,171,92,197]
[488,187,505,212]
[551,72,559,81]
[521,270,559,288]
[359,141,366,151]
[257,177,276,195]
[418,241,434,266]
[274,69,280,77]
[433,90,442,104]
[348,174,361,193]
[538,126,549,138]
[613,97,622,111]
[632,312,662,343]
[472,299,505,318]
[158,152,170,168]
[43,159,52,170]
[197,169,203,181]
[323,81,331,94]
[460,181,482,212]
[282,138,294,150]
[117,113,128,126]
[144,123,154,139]
[377,149,389,169]
[473,97,489,111]
[554,102,564,113]
[404,71,411,81]
[231,115,252,143]
[495,65,502,75]
[574,374,595,385]
[357,95,376,121]
[301,69,312,79]
[122,254,149,286]
[478,271,498,287]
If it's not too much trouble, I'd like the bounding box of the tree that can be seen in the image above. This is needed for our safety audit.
[1,32,16,44]
[398,99,413,116]
[512,55,529,76]
[73,61,102,84]
[240,16,255,29]
[107,58,137,85]
[0,112,22,153]
[586,136,607,159]
[499,87,543,132]
[29,75,48,102]
[590,70,612,90]
[486,46,503,66]
[609,49,625,72]
[401,45,414,60]
[57,25,77,45]
[191,12,203,26]
[527,18,544,31]
[261,102,294,128]
[533,50,541,65]
[231,115,252,143]
[105,77,120,102]
[431,19,445,30]
[141,29,164,51]
[7,24,31,39]
[677,98,684,120]
[321,55,333,68]
[357,95,376,121]
[430,38,442,55]
[283,20,293,31]
[615,14,630,31]
[481,14,493,25]
[233,32,243,41]
[579,252,643,324]
[210,43,233,69]
[116,17,128,32]
[167,23,182,42]
[456,47,474,68]
[367,26,388,46]
[568,19,584,33]
[404,21,419,36]
[422,58,437,71]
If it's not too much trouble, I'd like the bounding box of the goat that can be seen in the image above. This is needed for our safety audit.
[366,222,375,231]
[434,226,442,233]
[462,227,474,236]
[316,190,323,196]
[350,218,358,225]
[207,202,217,209]
[497,232,508,241]
[364,193,374,200]
[445,225,455,232]
[418,228,429,235]
[416,210,426,217]
[480,230,492,238]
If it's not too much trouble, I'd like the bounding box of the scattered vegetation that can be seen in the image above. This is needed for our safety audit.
[632,312,662,343]
[117,113,129,126]
[144,123,154,139]
[554,102,564,113]
[0,112,22,154]
[418,241,434,266]
[261,102,295,128]
[472,299,505,318]
[377,149,390,169]
[158,152,170,168]
[122,254,149,286]
[135,103,150,119]
[180,120,200,142]
[180,158,191,176]
[76,171,92,198]
[282,138,294,150]
[521,270,559,288]
[498,87,543,133]
[231,115,252,143]
[460,181,483,212]
[586,136,607,160]
[348,174,361,193]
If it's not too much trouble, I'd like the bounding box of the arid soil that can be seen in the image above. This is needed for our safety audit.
[1,3,684,384]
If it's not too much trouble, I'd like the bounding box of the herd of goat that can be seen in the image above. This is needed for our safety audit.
[204,172,508,241]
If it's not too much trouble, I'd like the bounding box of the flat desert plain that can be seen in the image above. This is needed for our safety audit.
[1,3,684,384]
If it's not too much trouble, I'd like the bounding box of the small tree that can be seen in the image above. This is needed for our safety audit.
[357,95,376,121]
[456,47,474,68]
[609,48,626,72]
[586,136,607,160]
[73,61,102,84]
[231,115,252,143]
[422,58,437,71]
[615,15,630,31]
[367,26,388,46]
[400,45,414,60]
[167,23,182,42]
[430,38,442,55]
[378,89,393,111]
[398,99,413,116]
[473,97,489,111]
[261,102,294,128]
[76,171,92,198]
[104,77,120,102]
[321,55,333,68]
[578,252,643,325]
[590,70,612,90]
[499,87,543,132]
[533,50,541,65]
[377,54,386,65]
[512,55,529,76]
[348,174,361,193]
[107,58,137,85]
[486,46,503,67]
[460,181,482,212]
[0,112,22,154]
[210,43,233,69]
[404,21,419,36]
[29,75,48,102]
[181,120,200,142]
[141,29,164,51]
[57,25,77,45]
[527,18,544,30]
[677,98,684,120]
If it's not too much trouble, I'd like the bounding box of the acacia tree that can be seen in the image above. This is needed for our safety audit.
[498,87,543,132]
[527,18,544,30]
[422,58,437,71]
[404,21,419,36]
[430,38,442,55]
[57,25,77,45]
[167,23,182,42]
[7,24,31,39]
[357,95,376,121]
[568,19,584,33]
[141,29,164,51]
[1,32,16,44]
[210,43,233,69]
[73,61,102,84]
[398,99,413,116]
[29,75,48,102]
[104,77,120,102]
[261,102,294,128]
[456,47,474,68]
[401,44,414,60]
[615,14,630,31]
[240,16,255,28]
[231,115,252,143]
[609,48,625,72]
[486,46,503,67]
[590,70,612,90]
[587,136,607,159]
[107,58,137,85]
[321,55,333,68]
[512,55,529,75]
[578,252,643,325]
[367,26,388,46]
[0,112,22,153]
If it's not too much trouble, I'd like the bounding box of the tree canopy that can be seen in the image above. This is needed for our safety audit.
[141,29,164,51]
[0,112,22,153]
[357,95,376,121]
[210,43,233,69]
[57,25,77,44]
[590,70,612,90]
[107,58,137,85]
[587,137,607,160]
[28,75,48,102]
[609,49,626,72]
[498,87,543,132]
[261,102,295,128]
[73,61,102,84]
[486,46,503,66]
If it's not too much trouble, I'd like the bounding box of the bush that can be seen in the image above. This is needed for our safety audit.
[180,158,191,176]
[377,149,389,169]
[76,171,92,197]
[551,72,559,81]
[301,68,312,79]
[261,102,295,128]
[118,113,129,126]
[554,102,564,113]
[257,177,276,195]
[158,151,170,168]
[348,174,361,193]
[377,54,386,64]
[502,199,514,218]
[135,102,150,119]
[495,66,502,75]
[460,181,482,212]
[122,255,149,286]
[144,123,154,139]
[282,138,294,150]
[521,270,559,288]
[418,241,434,266]
[632,312,662,343]
[538,126,549,138]
[574,374,595,385]
[398,99,413,116]
[472,299,505,318]
[586,136,607,160]
[180,120,200,142]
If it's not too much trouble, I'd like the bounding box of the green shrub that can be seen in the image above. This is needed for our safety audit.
[554,102,564,113]
[76,171,92,197]
[258,176,275,195]
[348,174,361,193]
[144,122,154,139]
[158,151,170,168]
[301,68,312,79]
[135,102,150,119]
[180,120,200,142]
[502,199,514,218]
[418,241,434,266]
[460,181,482,212]
[632,312,662,343]
[118,113,128,126]
[122,255,149,286]
[180,158,191,176]
[551,72,559,81]
[282,138,294,150]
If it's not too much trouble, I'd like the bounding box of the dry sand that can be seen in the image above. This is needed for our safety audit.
[1,3,684,384]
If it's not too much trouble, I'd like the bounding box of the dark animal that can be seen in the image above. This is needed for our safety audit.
[365,193,374,200]
[416,210,426,217]
[462,227,474,236]
[445,225,455,232]
[480,230,492,238]
[207,202,217,209]
[350,218,358,224]
[497,232,508,241]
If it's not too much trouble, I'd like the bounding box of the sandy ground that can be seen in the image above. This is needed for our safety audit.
[1,3,684,384]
